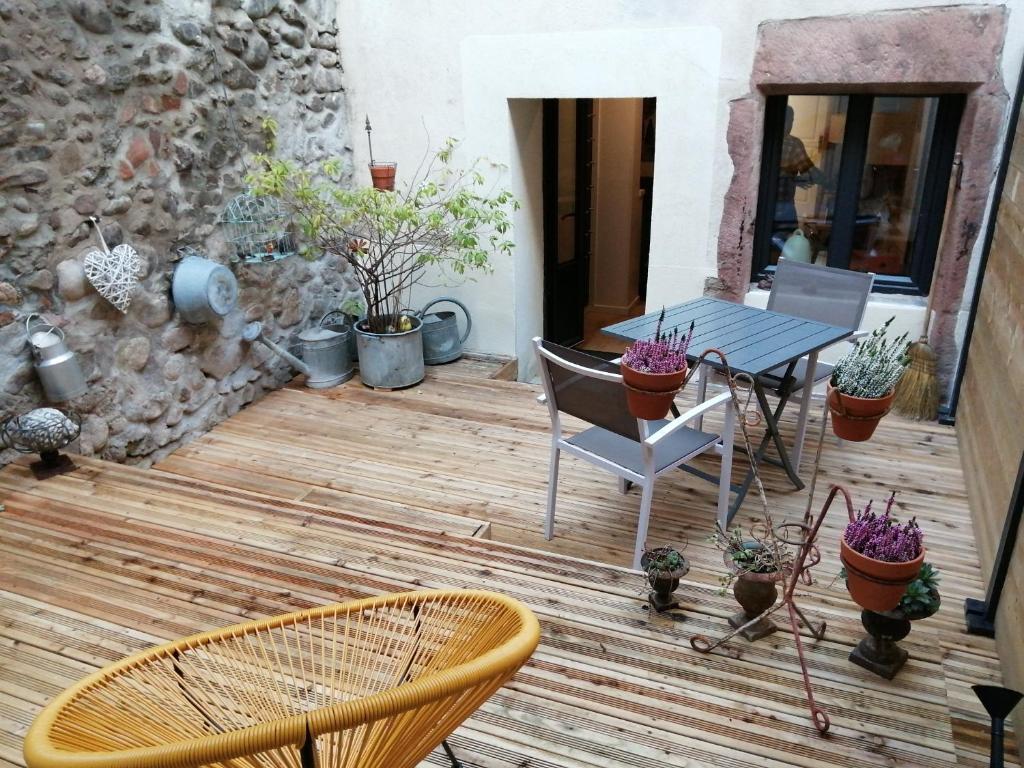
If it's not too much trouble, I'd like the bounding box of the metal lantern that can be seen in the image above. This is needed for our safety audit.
[0,407,81,479]
[25,315,88,402]
[219,192,296,264]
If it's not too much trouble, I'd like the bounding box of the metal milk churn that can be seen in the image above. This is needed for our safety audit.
[25,314,88,402]
[417,297,472,365]
[243,312,354,388]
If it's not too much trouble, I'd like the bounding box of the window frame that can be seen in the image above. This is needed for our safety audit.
[752,93,966,295]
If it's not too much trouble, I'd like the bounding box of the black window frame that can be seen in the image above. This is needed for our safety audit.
[752,93,966,295]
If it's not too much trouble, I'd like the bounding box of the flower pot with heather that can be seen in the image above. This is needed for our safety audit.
[828,318,909,441]
[620,309,694,420]
[840,491,924,612]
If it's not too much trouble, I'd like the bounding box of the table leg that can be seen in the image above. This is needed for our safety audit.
[729,379,805,520]
[791,351,818,472]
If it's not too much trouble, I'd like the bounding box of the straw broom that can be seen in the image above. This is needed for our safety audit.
[894,196,950,420]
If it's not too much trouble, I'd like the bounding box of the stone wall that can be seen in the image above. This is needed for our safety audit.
[0,0,358,466]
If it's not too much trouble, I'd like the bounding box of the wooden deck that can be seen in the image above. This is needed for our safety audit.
[0,361,1017,767]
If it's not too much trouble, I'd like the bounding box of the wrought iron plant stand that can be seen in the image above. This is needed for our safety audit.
[683,350,846,735]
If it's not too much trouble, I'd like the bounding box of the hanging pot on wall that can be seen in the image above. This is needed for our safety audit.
[620,364,687,420]
[172,253,239,324]
[25,315,87,403]
[827,383,896,442]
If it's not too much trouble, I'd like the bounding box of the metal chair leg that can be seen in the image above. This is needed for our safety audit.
[441,739,463,768]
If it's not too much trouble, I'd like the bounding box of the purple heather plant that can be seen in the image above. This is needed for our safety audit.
[843,492,923,563]
[622,308,695,375]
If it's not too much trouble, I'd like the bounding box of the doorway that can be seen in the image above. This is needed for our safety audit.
[542,97,654,352]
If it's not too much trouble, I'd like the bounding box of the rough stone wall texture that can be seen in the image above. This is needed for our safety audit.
[715,4,1009,388]
[0,0,357,466]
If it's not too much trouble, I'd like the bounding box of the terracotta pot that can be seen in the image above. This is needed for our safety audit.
[369,162,397,191]
[620,364,687,420]
[827,384,896,442]
[840,537,925,612]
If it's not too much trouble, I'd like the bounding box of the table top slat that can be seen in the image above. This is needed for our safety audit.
[602,297,851,376]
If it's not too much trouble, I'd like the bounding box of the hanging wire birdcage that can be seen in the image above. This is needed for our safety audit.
[219,192,296,264]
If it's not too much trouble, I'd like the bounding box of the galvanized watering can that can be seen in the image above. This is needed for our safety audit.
[416,297,471,365]
[243,312,354,388]
[25,314,87,402]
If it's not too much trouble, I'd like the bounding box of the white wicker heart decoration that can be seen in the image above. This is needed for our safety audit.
[83,218,142,313]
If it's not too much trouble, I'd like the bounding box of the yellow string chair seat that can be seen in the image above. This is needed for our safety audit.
[24,590,540,768]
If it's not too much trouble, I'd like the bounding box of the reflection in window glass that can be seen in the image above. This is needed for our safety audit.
[769,96,847,267]
[852,97,937,277]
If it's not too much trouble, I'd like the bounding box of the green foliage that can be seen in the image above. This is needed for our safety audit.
[831,317,910,398]
[247,139,518,334]
[644,546,686,575]
[710,528,790,594]
[260,116,279,153]
[899,562,941,618]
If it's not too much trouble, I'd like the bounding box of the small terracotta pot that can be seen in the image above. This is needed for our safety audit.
[840,537,925,612]
[620,364,687,420]
[827,384,896,442]
[369,162,397,191]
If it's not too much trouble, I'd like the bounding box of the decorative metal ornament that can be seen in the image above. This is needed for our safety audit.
[171,247,239,323]
[82,217,142,313]
[0,407,81,480]
[219,192,295,263]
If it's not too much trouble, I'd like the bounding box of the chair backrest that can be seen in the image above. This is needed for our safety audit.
[767,258,874,331]
[534,339,641,441]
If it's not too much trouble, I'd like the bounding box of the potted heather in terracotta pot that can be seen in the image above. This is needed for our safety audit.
[840,492,924,612]
[827,318,910,441]
[620,309,695,420]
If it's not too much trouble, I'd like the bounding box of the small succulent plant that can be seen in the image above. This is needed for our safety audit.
[899,562,940,618]
[844,491,923,563]
[622,308,694,375]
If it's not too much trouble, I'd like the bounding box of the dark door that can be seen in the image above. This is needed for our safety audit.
[543,98,594,345]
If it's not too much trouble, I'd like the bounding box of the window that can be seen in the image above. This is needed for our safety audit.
[753,93,965,294]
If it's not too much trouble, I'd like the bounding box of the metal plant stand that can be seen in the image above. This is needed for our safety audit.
[686,362,845,735]
[691,485,850,734]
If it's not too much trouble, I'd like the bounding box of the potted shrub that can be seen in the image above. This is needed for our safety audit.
[640,543,690,612]
[249,139,517,389]
[827,317,910,441]
[898,562,941,621]
[713,528,790,641]
[620,309,695,420]
[840,491,924,612]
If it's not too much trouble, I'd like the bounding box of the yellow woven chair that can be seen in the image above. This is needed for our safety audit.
[25,590,540,768]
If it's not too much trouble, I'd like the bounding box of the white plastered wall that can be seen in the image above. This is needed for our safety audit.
[336,0,1024,380]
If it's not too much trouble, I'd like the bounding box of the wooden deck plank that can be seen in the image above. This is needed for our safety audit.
[0,362,1017,767]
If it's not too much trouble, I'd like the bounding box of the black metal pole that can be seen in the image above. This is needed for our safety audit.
[965,450,1024,636]
[973,685,1023,768]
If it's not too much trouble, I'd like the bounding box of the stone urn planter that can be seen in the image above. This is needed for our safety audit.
[850,588,940,679]
[725,545,784,641]
[641,545,690,613]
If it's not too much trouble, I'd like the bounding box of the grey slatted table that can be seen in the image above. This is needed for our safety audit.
[603,297,852,520]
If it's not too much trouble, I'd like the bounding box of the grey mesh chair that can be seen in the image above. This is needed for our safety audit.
[533,337,735,570]
[760,258,873,464]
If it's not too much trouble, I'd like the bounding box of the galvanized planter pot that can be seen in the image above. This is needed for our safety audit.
[355,317,425,389]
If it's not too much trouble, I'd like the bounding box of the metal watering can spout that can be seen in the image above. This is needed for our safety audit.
[243,315,354,388]
[243,321,312,377]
